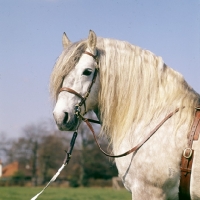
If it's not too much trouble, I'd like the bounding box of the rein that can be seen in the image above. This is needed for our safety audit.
[84,109,180,158]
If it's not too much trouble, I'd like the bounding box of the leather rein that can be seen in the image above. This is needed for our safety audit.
[58,50,181,158]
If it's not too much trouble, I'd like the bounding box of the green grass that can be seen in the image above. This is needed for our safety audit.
[0,187,131,200]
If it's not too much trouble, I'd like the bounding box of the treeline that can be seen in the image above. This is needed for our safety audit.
[0,119,118,187]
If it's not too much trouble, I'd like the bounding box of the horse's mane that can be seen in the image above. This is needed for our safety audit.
[50,37,200,149]
[96,38,200,148]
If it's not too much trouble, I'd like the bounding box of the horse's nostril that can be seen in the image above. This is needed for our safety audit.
[63,112,68,124]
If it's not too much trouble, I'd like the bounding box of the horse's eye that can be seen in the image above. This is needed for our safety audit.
[82,68,92,76]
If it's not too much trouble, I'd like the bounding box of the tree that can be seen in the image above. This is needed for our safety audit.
[4,116,118,187]
[0,132,10,164]
[38,132,70,184]
[6,121,49,186]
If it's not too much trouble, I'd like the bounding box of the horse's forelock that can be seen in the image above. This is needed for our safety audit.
[50,40,87,100]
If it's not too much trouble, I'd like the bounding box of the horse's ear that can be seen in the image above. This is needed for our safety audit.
[62,32,71,49]
[87,30,97,54]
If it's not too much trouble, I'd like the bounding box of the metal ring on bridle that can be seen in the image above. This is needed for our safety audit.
[183,148,193,159]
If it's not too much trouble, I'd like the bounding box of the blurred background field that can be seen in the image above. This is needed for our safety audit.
[0,187,131,200]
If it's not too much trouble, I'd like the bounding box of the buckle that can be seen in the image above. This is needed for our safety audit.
[183,148,193,159]
[84,92,89,98]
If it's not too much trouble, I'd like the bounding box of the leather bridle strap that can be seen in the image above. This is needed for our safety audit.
[59,88,84,100]
[179,107,200,200]
[59,87,87,113]
[84,108,180,158]
[84,51,98,61]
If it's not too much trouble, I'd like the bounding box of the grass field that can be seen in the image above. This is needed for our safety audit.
[0,187,131,200]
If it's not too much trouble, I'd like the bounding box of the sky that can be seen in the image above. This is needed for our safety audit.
[0,0,200,139]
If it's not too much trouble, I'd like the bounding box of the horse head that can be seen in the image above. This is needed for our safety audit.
[52,30,100,131]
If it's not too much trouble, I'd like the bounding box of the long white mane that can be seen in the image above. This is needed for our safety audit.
[50,37,200,148]
[96,38,200,148]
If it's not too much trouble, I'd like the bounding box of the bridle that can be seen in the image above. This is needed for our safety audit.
[58,50,181,158]
[59,51,99,120]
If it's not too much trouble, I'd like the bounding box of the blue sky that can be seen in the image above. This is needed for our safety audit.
[0,0,200,138]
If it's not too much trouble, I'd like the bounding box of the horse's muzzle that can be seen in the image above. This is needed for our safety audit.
[53,111,79,131]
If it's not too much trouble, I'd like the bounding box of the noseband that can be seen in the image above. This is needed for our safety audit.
[59,51,99,119]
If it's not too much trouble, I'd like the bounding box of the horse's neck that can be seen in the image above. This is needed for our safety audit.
[112,105,194,155]
[112,112,190,159]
